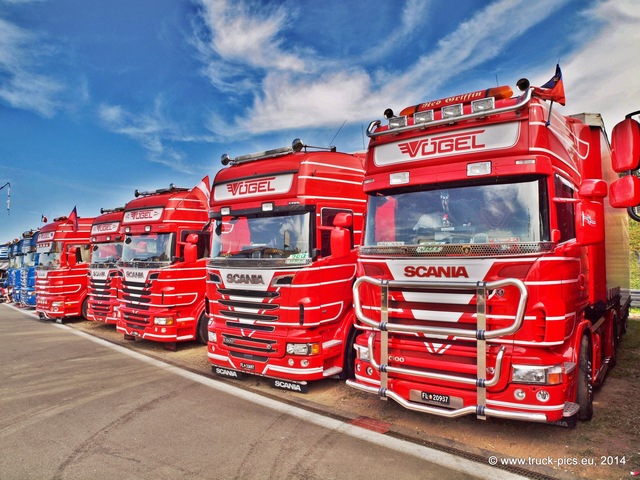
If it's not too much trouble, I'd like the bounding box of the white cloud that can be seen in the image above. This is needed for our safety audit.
[205,0,569,137]
[210,70,372,136]
[0,17,63,117]
[377,0,568,108]
[98,100,200,174]
[561,0,640,134]
[194,0,309,93]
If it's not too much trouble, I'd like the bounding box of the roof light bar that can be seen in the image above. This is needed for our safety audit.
[221,138,307,166]
[368,86,530,139]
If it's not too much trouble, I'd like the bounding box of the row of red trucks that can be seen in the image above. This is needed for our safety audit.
[24,71,640,426]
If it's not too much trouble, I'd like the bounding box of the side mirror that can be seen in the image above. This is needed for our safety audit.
[333,212,353,228]
[330,213,353,259]
[575,200,604,246]
[578,179,607,199]
[611,117,640,172]
[609,175,640,208]
[184,233,198,264]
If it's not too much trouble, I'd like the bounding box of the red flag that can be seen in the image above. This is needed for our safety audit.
[68,206,78,231]
[533,64,565,106]
[41,215,48,223]
[191,175,211,208]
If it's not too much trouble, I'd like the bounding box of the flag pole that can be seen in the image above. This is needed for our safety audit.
[546,101,554,126]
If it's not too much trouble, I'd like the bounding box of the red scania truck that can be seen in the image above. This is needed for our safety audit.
[206,139,366,391]
[116,180,210,350]
[86,207,125,324]
[347,75,635,426]
[36,212,95,321]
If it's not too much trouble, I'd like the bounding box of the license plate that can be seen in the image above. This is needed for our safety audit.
[240,362,255,371]
[420,391,450,406]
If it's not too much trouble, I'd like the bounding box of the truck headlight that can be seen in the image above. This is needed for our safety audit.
[286,342,320,356]
[512,365,563,385]
[208,331,217,343]
[154,316,175,326]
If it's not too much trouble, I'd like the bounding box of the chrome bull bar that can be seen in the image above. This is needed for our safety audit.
[350,276,533,421]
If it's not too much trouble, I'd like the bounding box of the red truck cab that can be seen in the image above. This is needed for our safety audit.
[206,140,366,391]
[36,214,94,321]
[116,181,210,350]
[86,208,125,324]
[348,78,634,426]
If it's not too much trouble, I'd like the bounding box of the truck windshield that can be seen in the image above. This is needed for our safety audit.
[9,256,23,268]
[121,233,173,264]
[91,242,122,266]
[211,212,311,262]
[22,251,37,267]
[364,179,548,248]
[37,241,62,269]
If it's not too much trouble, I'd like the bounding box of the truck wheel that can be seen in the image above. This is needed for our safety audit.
[196,312,208,345]
[338,328,357,380]
[81,298,89,320]
[577,334,594,421]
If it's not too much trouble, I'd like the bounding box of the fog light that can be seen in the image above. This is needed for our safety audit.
[388,116,407,129]
[442,104,463,119]
[301,359,309,367]
[471,97,495,113]
[355,344,370,362]
[536,390,550,403]
[288,358,295,366]
[414,110,434,123]
[356,364,361,373]
[366,366,373,376]
[514,389,526,400]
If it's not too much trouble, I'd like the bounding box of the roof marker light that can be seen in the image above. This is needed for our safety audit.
[390,172,409,185]
[467,161,491,176]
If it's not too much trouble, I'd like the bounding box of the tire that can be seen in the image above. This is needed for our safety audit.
[338,327,358,380]
[81,298,89,320]
[577,334,594,421]
[196,312,208,345]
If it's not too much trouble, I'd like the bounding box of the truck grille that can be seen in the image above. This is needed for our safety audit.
[121,279,152,324]
[216,287,282,356]
[217,288,281,327]
[89,278,112,301]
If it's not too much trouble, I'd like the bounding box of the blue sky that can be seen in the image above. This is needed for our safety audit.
[1,0,639,242]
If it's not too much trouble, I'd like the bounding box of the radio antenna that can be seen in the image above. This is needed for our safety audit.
[328,119,347,148]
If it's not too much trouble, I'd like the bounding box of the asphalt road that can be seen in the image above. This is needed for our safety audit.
[0,305,523,480]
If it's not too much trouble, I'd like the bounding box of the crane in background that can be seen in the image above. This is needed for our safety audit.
[0,182,10,215]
